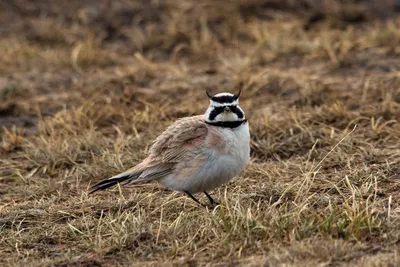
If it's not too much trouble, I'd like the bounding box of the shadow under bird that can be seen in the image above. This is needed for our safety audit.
[90,90,250,207]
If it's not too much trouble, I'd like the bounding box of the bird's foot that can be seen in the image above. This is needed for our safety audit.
[184,191,220,208]
[204,191,220,208]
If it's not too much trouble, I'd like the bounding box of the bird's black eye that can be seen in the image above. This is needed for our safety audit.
[230,105,237,112]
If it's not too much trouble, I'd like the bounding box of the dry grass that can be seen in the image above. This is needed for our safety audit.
[1,0,400,266]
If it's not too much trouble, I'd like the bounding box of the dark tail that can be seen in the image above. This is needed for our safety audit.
[89,174,133,194]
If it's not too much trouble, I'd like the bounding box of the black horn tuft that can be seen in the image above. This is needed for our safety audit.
[206,89,214,99]
[233,88,242,100]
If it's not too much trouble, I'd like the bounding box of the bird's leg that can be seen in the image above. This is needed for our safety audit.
[204,191,220,206]
[184,191,205,207]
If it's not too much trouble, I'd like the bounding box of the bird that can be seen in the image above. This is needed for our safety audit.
[90,89,250,207]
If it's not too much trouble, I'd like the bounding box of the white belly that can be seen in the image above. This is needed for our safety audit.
[160,122,250,193]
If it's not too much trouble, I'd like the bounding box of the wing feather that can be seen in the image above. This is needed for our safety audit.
[90,115,208,192]
[149,115,208,164]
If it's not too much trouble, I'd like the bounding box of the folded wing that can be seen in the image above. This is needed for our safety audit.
[90,115,208,193]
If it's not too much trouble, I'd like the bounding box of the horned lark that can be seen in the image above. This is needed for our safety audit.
[90,90,250,206]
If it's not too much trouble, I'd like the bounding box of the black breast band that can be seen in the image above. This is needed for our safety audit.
[205,119,247,128]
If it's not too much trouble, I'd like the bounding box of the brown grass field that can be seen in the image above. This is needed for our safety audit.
[1,0,400,266]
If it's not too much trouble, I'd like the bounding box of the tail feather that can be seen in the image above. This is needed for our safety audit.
[90,173,138,194]
[90,160,172,194]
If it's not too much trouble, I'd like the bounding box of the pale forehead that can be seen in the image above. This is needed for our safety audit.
[214,92,234,97]
[209,92,239,107]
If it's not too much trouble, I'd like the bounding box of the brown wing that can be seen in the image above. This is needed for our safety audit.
[149,115,208,163]
[90,116,208,192]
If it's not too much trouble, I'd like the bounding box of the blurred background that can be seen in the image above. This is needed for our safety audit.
[2,0,400,123]
[1,1,400,266]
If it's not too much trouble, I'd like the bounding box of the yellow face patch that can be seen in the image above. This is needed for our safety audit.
[220,111,235,121]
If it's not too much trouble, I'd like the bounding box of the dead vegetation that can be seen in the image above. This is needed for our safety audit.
[1,0,400,266]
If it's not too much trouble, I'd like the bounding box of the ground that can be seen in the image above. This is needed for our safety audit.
[1,0,400,266]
